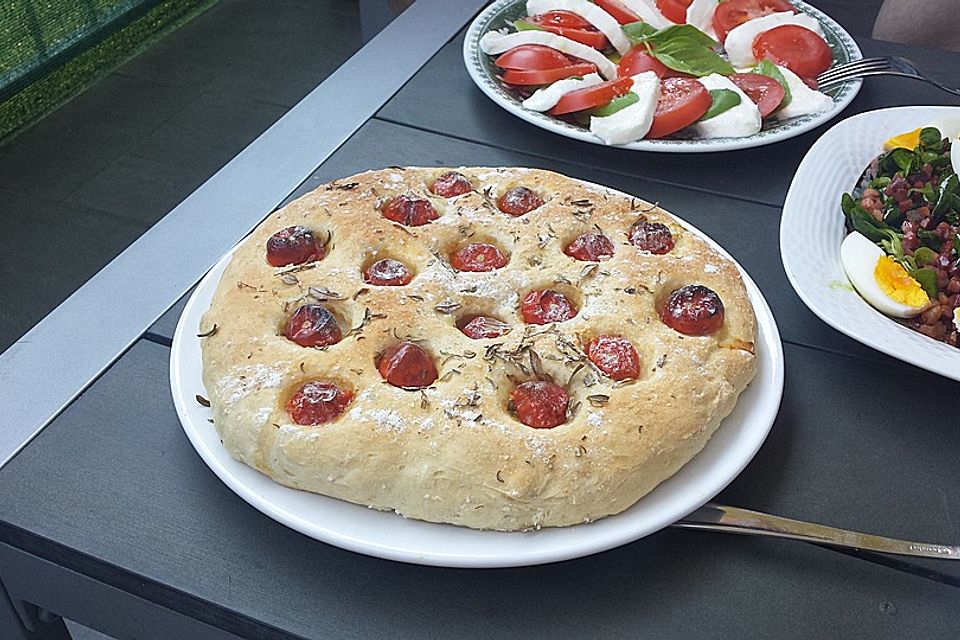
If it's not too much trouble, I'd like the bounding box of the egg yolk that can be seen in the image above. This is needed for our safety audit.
[882,128,922,151]
[874,256,928,307]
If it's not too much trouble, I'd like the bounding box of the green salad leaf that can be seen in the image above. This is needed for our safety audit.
[912,246,939,266]
[909,267,939,299]
[918,126,944,150]
[933,173,960,220]
[699,89,741,121]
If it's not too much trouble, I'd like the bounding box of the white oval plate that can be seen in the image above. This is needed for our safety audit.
[464,0,862,153]
[171,195,784,568]
[781,105,960,382]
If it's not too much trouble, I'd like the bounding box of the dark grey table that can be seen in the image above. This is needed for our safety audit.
[2,2,960,638]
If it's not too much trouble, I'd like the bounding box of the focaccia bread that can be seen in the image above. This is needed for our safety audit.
[200,167,757,531]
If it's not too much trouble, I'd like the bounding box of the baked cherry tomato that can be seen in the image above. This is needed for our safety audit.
[646,77,712,138]
[430,171,472,197]
[381,194,439,226]
[628,219,675,254]
[495,44,573,70]
[564,233,615,261]
[284,305,342,347]
[617,47,670,79]
[286,381,353,425]
[363,258,413,286]
[450,243,509,272]
[521,290,577,324]
[497,186,544,216]
[524,11,609,50]
[549,76,633,115]
[266,225,324,267]
[660,285,725,335]
[712,0,794,41]
[458,315,512,339]
[593,0,641,24]
[377,342,438,389]
[501,63,598,86]
[752,25,833,80]
[729,72,786,117]
[510,381,570,429]
[586,335,641,380]
[656,0,692,24]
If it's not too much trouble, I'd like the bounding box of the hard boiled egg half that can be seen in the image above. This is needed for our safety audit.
[840,232,930,318]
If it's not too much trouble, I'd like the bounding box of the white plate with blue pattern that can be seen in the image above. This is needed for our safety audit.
[464,0,862,153]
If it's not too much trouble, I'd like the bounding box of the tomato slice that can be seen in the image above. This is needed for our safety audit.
[549,76,633,115]
[617,46,691,79]
[752,25,833,79]
[593,0,641,25]
[729,72,785,117]
[647,77,711,138]
[501,63,597,86]
[525,11,610,50]
[712,0,795,41]
[656,0,693,24]
[495,44,573,70]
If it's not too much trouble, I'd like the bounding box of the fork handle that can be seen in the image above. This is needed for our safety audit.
[674,503,960,560]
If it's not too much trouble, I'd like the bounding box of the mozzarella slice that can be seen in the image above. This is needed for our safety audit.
[685,0,720,40]
[526,0,632,54]
[773,65,833,120]
[618,0,674,29]
[480,30,618,79]
[589,71,660,144]
[724,12,825,68]
[522,73,604,111]
[690,74,761,138]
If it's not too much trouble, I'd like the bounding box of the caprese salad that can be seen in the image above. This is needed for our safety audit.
[478,0,838,145]
[840,115,960,347]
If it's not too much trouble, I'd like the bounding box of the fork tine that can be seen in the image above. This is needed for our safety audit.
[818,70,913,87]
[817,59,892,84]
[817,63,893,86]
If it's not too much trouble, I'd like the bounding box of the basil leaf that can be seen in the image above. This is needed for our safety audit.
[652,37,734,76]
[589,92,639,117]
[514,19,542,31]
[621,21,658,42]
[643,24,717,48]
[912,246,939,266]
[909,267,939,299]
[699,89,741,121]
[753,59,791,111]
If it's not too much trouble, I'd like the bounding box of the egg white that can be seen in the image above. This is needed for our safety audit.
[840,232,928,318]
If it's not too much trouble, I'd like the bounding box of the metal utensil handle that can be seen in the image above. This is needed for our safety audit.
[674,503,960,560]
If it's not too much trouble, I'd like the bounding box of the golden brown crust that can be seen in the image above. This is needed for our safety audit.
[200,167,757,530]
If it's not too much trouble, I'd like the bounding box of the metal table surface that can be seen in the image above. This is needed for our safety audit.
[2,2,960,638]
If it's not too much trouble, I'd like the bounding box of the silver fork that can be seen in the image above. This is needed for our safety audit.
[675,503,960,560]
[816,56,960,98]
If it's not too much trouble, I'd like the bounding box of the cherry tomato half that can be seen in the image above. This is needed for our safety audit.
[549,76,633,115]
[495,44,573,70]
[713,0,794,42]
[729,72,786,117]
[656,0,693,24]
[752,25,833,80]
[501,63,598,86]
[524,11,609,50]
[593,0,641,24]
[646,77,711,139]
